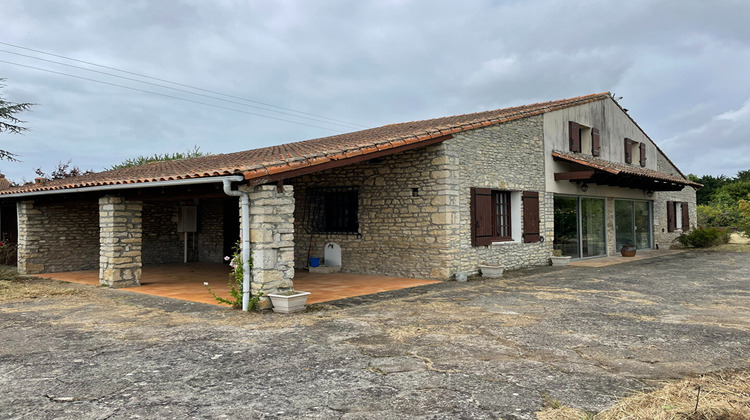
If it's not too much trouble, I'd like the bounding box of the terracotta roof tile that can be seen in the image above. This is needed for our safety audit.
[2,92,611,196]
[552,151,701,188]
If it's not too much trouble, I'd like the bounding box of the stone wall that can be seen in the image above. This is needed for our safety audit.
[142,201,186,264]
[653,153,698,248]
[241,184,295,309]
[448,116,554,273]
[289,143,454,279]
[142,199,225,264]
[99,196,142,287]
[198,198,225,263]
[17,199,99,274]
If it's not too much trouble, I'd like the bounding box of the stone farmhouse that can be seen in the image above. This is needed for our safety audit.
[0,92,699,303]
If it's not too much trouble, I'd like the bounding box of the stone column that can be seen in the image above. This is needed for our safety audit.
[240,184,295,310]
[16,201,45,274]
[99,196,143,287]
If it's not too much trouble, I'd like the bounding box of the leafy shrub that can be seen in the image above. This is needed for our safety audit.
[739,193,750,239]
[204,241,263,310]
[697,202,742,228]
[676,226,731,248]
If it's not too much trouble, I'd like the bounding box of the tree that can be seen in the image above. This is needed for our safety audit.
[0,78,34,161]
[34,160,93,180]
[107,145,210,170]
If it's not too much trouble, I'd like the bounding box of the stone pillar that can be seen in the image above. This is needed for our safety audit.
[240,184,295,310]
[16,201,45,274]
[99,196,143,288]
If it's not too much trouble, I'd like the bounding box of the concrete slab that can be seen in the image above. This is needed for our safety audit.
[3,251,749,418]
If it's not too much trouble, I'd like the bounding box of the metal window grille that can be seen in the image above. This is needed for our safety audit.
[493,190,512,240]
[302,187,359,234]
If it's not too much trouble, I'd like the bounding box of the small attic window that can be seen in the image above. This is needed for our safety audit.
[624,138,640,164]
[568,121,591,154]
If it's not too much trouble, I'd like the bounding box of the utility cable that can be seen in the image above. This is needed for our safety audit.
[0,48,360,129]
[0,41,367,128]
[0,59,344,133]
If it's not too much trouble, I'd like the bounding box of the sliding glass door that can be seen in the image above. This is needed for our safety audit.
[615,200,652,251]
[554,196,606,259]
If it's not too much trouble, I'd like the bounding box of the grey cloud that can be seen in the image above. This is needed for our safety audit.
[1,0,749,181]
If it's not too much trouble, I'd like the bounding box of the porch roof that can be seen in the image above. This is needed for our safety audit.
[1,92,611,196]
[552,151,702,191]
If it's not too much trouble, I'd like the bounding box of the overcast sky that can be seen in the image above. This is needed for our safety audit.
[1,0,748,182]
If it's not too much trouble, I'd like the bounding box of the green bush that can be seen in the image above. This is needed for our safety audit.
[675,227,731,248]
[697,202,742,228]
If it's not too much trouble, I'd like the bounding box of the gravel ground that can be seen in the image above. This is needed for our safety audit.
[1,250,749,419]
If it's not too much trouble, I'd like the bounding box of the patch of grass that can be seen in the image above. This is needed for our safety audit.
[695,243,750,253]
[535,368,750,420]
[0,264,19,281]
[0,276,90,303]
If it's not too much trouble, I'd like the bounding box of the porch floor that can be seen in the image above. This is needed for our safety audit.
[31,263,441,307]
[569,248,685,267]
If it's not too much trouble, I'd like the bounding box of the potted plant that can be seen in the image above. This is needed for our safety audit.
[267,290,311,313]
[477,262,504,278]
[550,249,572,266]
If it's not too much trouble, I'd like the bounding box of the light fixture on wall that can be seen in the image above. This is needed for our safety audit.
[646,190,654,197]
[579,183,589,193]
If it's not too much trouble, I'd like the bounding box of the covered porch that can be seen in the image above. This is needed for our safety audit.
[33,263,440,306]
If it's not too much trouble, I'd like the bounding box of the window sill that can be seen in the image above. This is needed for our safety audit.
[490,239,521,246]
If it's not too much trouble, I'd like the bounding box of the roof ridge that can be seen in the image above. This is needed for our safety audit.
[1,92,612,195]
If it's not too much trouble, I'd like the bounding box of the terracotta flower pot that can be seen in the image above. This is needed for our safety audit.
[620,245,636,257]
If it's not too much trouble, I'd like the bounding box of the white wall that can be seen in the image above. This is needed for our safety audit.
[543,97,660,198]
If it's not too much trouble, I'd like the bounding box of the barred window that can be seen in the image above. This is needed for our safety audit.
[303,187,359,234]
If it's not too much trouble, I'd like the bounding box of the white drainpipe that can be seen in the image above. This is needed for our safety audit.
[222,177,252,311]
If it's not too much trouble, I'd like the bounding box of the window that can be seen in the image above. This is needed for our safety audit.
[303,187,359,234]
[493,191,512,240]
[569,121,599,156]
[471,188,540,246]
[666,201,689,232]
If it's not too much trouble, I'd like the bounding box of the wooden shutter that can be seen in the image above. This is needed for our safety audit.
[591,128,601,156]
[522,191,540,243]
[569,121,581,152]
[624,138,633,164]
[666,201,676,232]
[681,202,690,231]
[471,188,493,246]
[639,142,647,167]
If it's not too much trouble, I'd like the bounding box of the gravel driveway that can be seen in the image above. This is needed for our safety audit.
[1,251,749,419]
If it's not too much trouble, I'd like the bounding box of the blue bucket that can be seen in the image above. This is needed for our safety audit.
[309,257,320,267]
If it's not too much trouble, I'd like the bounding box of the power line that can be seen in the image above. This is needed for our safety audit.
[0,48,361,130]
[0,41,367,128]
[0,59,345,133]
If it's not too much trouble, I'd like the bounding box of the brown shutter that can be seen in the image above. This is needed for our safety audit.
[591,128,601,156]
[681,202,690,231]
[624,138,633,164]
[471,188,493,246]
[666,201,676,232]
[522,191,540,243]
[569,121,581,152]
[639,142,647,167]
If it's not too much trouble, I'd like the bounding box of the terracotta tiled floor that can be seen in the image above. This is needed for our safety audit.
[32,263,441,307]
[569,249,684,267]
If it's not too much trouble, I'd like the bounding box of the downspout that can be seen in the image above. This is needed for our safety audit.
[222,176,252,311]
